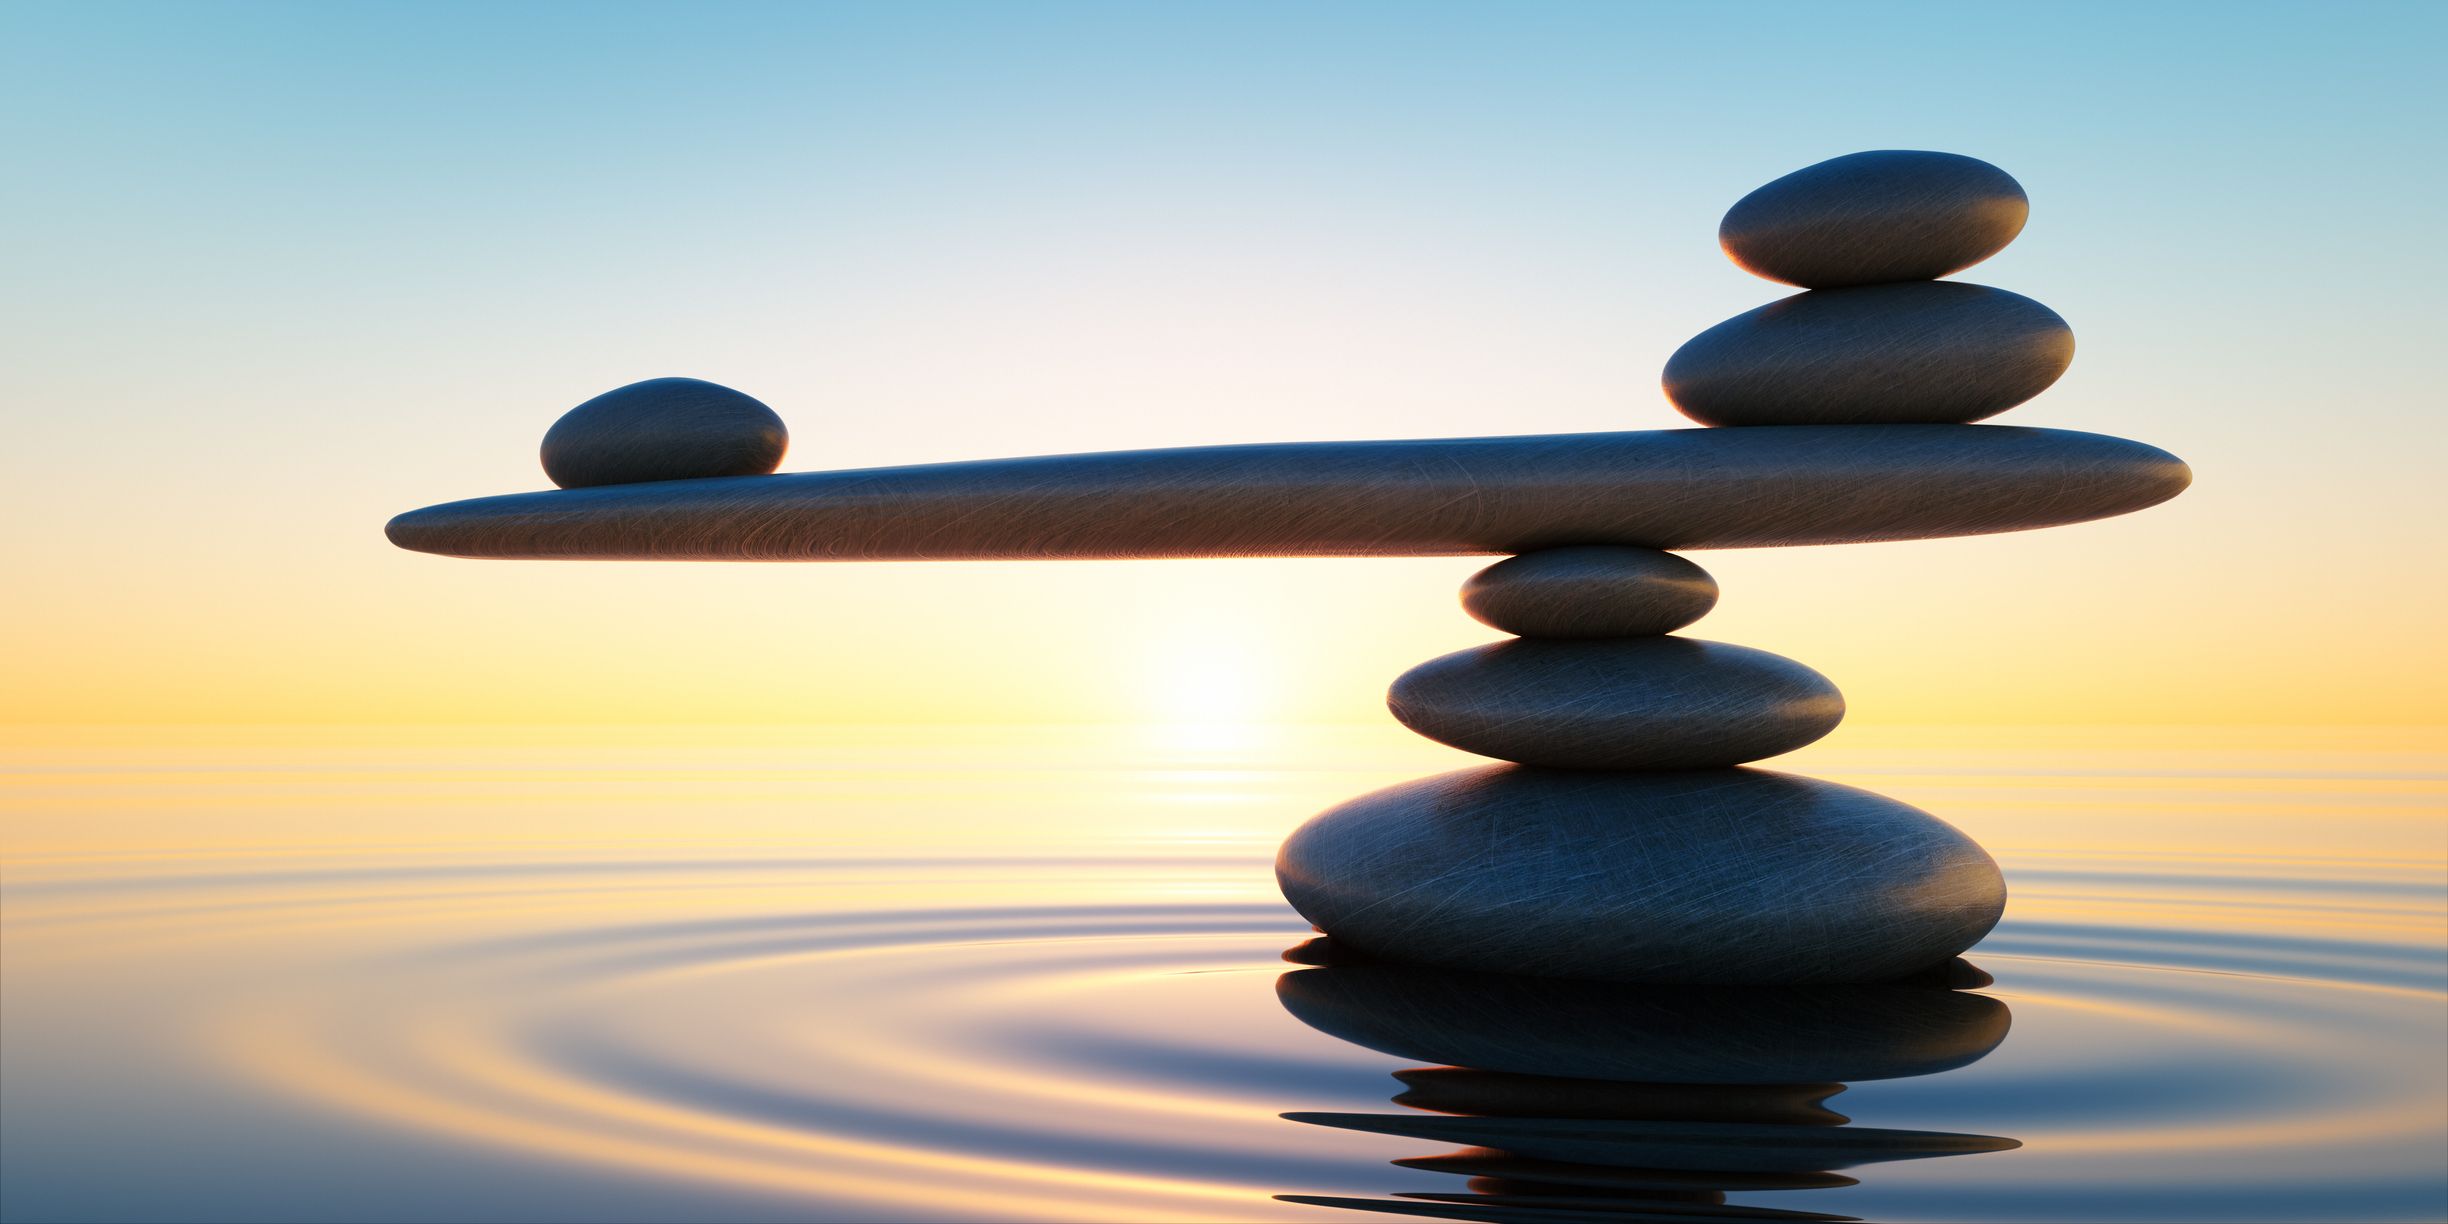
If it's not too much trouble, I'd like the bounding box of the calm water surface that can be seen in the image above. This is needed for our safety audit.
[3,725,2443,1223]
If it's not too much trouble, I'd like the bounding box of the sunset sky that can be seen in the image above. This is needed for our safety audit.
[3,1,2440,728]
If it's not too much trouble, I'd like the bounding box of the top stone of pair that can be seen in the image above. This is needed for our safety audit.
[1720,150,2027,289]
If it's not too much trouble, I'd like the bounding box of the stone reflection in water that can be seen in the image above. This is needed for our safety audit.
[1275,945,2018,1222]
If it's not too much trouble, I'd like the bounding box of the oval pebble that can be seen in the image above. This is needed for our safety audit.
[541,377,788,489]
[1664,282,2073,427]
[1462,547,1717,638]
[1389,638,1842,769]
[1276,765,2008,984]
[1720,150,2029,288]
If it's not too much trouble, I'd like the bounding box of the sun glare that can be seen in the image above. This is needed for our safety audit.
[1132,619,1281,750]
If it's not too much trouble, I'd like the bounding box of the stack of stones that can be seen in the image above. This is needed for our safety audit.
[386,149,2175,988]
[1278,151,2082,985]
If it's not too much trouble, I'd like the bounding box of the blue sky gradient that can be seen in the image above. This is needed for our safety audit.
[3,1,2441,724]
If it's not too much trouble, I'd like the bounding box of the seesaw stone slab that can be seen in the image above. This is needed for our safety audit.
[1664,282,2073,427]
[1720,150,2029,289]
[387,425,2190,560]
[1388,638,1842,769]
[1462,547,1717,639]
[1276,766,2007,984]
[540,377,788,489]
[1275,962,2009,1083]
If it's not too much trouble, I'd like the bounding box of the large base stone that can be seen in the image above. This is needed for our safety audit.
[1276,766,2005,984]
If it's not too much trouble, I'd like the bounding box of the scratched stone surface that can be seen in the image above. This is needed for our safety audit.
[387,425,2188,560]
[539,377,788,490]
[1460,546,1719,639]
[1663,282,2074,427]
[1387,637,1844,769]
[1276,766,2007,983]
[1718,150,2029,289]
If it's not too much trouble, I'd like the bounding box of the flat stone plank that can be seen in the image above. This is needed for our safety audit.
[388,425,2188,560]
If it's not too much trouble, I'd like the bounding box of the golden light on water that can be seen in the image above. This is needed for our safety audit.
[6,722,2441,1220]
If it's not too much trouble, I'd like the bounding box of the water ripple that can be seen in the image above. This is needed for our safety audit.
[6,847,2442,1222]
